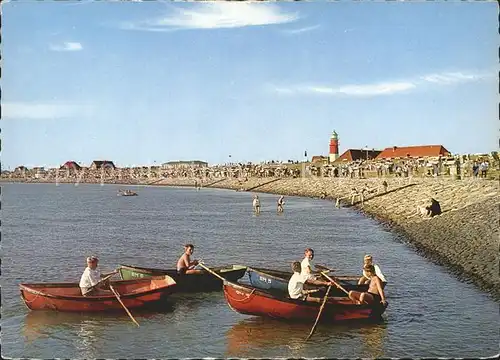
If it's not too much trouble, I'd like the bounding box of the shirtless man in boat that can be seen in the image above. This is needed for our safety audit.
[79,256,118,296]
[177,244,203,275]
[349,264,387,306]
[288,261,333,303]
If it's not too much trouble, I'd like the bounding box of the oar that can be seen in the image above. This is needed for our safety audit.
[197,262,226,282]
[306,284,332,341]
[88,272,116,293]
[315,264,336,273]
[109,285,140,327]
[319,271,350,296]
[319,271,367,304]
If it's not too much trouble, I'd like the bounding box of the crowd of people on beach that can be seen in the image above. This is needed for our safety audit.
[3,154,495,183]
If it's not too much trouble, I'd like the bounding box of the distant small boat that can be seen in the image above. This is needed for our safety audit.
[19,276,177,312]
[117,189,138,196]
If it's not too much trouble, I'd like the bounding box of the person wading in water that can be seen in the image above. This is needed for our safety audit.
[277,195,285,213]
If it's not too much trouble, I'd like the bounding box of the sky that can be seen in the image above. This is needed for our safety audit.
[2,0,498,169]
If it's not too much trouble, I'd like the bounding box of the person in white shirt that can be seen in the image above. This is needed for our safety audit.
[288,261,332,303]
[358,254,387,286]
[79,256,117,296]
[301,248,319,281]
[252,195,261,214]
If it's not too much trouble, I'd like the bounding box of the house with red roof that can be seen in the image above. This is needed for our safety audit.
[375,145,450,160]
[60,161,82,170]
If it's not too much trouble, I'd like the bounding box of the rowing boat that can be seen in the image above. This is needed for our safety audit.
[223,279,387,322]
[19,276,177,312]
[118,264,247,292]
[246,267,370,296]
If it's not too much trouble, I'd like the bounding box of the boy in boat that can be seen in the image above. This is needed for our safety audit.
[301,248,321,280]
[277,195,285,213]
[288,261,333,303]
[349,264,387,306]
[177,244,203,275]
[79,256,118,296]
[358,255,387,286]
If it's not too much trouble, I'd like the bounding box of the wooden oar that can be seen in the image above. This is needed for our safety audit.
[109,285,140,327]
[197,262,226,282]
[88,272,116,292]
[306,284,332,341]
[319,271,350,296]
[315,264,336,273]
[318,271,368,305]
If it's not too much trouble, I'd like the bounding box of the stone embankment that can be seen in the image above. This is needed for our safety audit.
[156,176,499,300]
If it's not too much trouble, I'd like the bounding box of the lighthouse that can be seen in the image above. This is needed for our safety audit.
[329,130,339,163]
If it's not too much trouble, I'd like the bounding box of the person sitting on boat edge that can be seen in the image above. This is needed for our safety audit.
[301,248,322,280]
[358,254,387,286]
[177,244,203,275]
[288,261,333,303]
[349,264,387,306]
[79,256,118,296]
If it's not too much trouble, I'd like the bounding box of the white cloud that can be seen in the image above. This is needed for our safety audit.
[2,102,92,120]
[270,70,492,97]
[120,3,299,31]
[282,24,320,35]
[49,42,83,52]
[419,72,486,85]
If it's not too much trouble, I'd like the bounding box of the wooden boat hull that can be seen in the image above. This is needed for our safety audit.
[223,280,387,323]
[119,264,247,292]
[247,267,370,297]
[20,276,177,312]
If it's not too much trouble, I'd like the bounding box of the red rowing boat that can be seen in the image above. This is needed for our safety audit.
[223,280,387,322]
[20,276,177,312]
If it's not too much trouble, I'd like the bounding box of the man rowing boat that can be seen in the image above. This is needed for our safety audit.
[79,256,118,296]
[288,261,333,303]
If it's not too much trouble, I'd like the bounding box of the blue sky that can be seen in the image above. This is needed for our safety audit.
[2,1,498,168]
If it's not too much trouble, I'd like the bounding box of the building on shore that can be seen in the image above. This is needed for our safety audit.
[60,161,82,170]
[162,160,208,169]
[90,160,116,170]
[14,166,27,173]
[334,149,382,163]
[375,145,450,160]
[311,155,328,164]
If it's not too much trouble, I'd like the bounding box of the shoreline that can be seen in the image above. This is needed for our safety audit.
[3,176,499,300]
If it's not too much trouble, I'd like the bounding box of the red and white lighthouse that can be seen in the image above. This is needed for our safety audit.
[329,130,339,163]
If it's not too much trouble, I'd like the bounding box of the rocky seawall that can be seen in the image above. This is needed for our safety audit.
[155,176,499,300]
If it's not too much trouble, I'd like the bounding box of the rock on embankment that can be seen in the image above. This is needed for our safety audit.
[157,176,499,299]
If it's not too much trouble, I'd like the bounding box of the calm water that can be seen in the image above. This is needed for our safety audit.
[1,183,498,358]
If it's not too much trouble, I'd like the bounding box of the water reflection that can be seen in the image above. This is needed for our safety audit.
[225,317,310,357]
